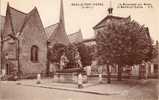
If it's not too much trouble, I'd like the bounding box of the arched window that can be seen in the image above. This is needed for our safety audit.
[31,45,39,62]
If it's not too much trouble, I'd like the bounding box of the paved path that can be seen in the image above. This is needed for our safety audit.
[0,82,115,100]
[16,78,140,95]
[0,79,158,100]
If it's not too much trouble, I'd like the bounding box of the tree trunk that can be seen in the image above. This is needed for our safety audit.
[117,64,122,81]
[107,64,111,84]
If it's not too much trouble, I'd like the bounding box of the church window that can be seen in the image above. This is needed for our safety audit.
[31,45,39,62]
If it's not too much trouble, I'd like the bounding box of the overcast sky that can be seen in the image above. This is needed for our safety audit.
[0,0,159,41]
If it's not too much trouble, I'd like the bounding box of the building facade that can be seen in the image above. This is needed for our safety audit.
[92,7,156,78]
[1,4,47,78]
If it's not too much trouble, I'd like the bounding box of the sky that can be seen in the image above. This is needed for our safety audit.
[0,0,159,41]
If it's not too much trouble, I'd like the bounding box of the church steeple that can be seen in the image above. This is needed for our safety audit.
[107,0,113,15]
[51,0,70,45]
[59,0,65,33]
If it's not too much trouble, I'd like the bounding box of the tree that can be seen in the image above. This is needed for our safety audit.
[76,43,92,67]
[89,44,97,61]
[48,43,66,63]
[65,43,81,69]
[146,41,158,62]
[96,18,154,81]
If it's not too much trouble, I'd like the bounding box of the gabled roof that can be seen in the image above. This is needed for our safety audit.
[20,7,48,41]
[47,23,70,45]
[45,23,59,39]
[19,7,39,33]
[68,30,83,43]
[3,4,47,40]
[9,6,26,34]
[93,15,130,29]
[3,4,27,37]
[45,0,70,45]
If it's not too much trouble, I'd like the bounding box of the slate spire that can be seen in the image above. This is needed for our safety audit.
[59,0,65,33]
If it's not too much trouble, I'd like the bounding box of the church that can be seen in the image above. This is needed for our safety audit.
[44,0,84,46]
[0,0,84,79]
[1,3,48,78]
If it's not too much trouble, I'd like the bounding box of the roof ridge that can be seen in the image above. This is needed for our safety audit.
[7,4,27,35]
[45,23,59,29]
[48,23,60,41]
[45,23,59,39]
[93,15,130,29]
[9,6,27,15]
[19,7,37,33]
[7,4,15,35]
[68,30,81,36]
[33,7,48,40]
[19,7,47,40]
[26,7,37,17]
[109,15,128,19]
[47,22,70,45]
[59,22,70,44]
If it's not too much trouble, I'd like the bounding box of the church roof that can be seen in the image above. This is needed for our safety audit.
[93,15,130,29]
[9,6,26,34]
[19,7,41,33]
[3,4,47,39]
[45,0,70,45]
[68,30,83,43]
[45,23,59,39]
[46,23,70,45]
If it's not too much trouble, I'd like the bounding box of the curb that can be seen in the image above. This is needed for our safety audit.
[19,83,119,96]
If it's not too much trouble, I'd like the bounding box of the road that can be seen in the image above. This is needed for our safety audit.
[0,80,158,100]
[121,79,159,100]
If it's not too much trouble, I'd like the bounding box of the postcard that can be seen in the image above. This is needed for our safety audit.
[0,0,159,100]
